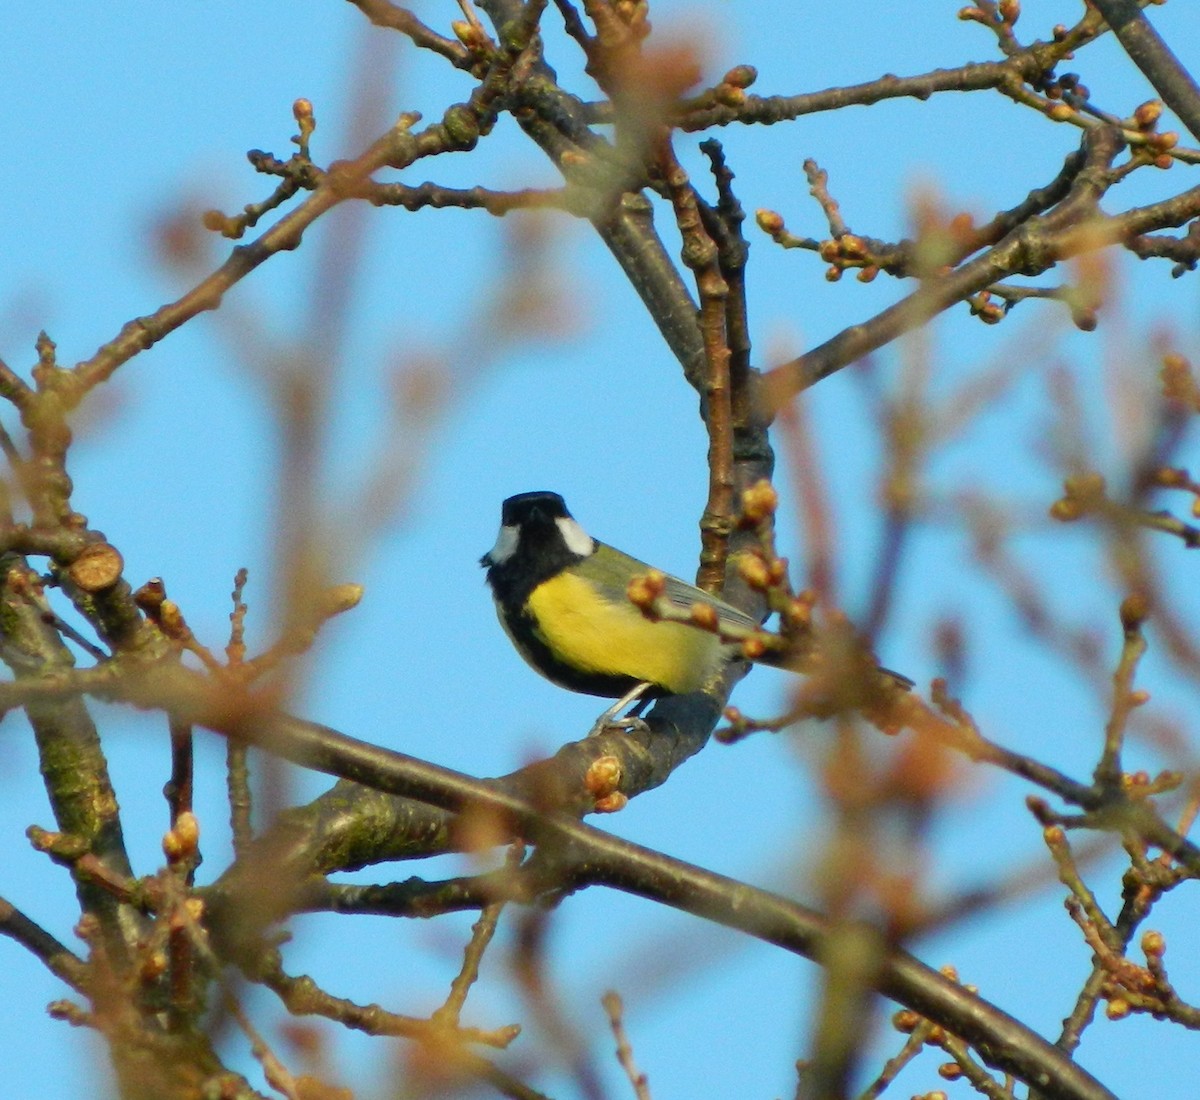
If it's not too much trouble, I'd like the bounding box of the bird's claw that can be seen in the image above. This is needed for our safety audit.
[587,714,650,738]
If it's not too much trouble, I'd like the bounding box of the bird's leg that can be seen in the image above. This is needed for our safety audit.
[587,681,651,737]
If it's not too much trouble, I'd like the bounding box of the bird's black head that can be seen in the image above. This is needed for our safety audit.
[481,491,596,604]
[499,491,570,530]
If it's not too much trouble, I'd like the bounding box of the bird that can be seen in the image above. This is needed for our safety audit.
[480,490,909,733]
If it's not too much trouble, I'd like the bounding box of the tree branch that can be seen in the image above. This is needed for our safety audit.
[100,661,1115,1100]
[1092,0,1200,145]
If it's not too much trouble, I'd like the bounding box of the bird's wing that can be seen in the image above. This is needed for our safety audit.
[658,570,761,630]
[591,541,762,631]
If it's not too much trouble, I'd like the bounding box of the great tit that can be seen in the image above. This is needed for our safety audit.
[481,490,782,729]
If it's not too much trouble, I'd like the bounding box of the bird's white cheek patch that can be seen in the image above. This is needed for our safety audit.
[487,524,520,565]
[556,516,595,557]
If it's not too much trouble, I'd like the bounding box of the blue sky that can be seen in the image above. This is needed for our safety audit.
[3,3,1200,1098]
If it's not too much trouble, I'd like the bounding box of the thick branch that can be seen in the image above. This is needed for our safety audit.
[0,560,144,958]
[100,661,1113,1100]
[1092,0,1200,146]
[246,724,1111,1098]
[479,0,710,389]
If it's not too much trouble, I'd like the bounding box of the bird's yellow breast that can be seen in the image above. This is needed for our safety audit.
[525,571,724,695]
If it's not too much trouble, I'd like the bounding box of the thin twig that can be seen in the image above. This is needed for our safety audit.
[346,0,474,69]
[602,991,652,1100]
[432,897,508,1027]
[0,895,87,990]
